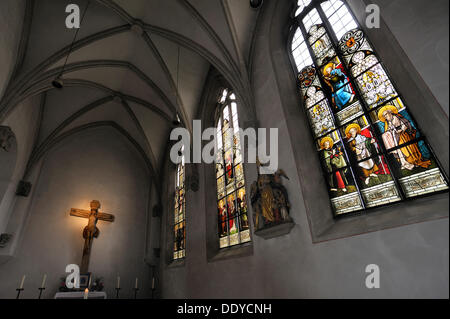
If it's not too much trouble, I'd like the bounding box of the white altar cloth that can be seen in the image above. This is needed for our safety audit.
[54,291,107,299]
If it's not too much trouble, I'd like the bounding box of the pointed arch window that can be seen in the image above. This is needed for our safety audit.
[290,0,448,216]
[173,146,186,260]
[215,89,251,248]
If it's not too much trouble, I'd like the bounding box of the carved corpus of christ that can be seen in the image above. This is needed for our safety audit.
[70,200,114,273]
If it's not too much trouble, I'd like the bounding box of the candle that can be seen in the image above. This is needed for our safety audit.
[41,274,47,288]
[152,277,155,290]
[135,278,138,289]
[84,288,89,299]
[116,276,120,289]
[19,275,26,289]
[88,276,92,288]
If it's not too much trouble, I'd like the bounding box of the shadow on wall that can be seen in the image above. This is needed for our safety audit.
[0,126,17,217]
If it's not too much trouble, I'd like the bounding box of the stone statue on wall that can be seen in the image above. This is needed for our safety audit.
[250,159,291,231]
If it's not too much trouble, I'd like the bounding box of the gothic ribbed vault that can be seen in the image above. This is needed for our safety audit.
[0,0,261,196]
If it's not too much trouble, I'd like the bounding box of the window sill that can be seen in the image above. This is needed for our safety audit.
[208,242,253,263]
[254,221,295,239]
[166,259,185,269]
[312,192,449,243]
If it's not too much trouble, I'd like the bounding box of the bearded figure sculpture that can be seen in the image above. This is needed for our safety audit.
[250,159,292,231]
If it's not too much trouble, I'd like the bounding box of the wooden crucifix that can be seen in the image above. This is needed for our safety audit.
[70,200,114,273]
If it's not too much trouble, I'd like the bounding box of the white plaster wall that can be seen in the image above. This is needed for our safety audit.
[0,95,41,235]
[0,127,153,299]
[369,0,449,115]
[0,138,17,207]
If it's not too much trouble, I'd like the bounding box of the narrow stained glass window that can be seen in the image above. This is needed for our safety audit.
[173,147,186,260]
[291,0,448,216]
[216,89,251,248]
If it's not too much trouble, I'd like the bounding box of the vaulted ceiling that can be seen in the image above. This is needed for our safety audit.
[0,0,262,191]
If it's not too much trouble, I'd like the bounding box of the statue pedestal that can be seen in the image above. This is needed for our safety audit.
[254,221,295,240]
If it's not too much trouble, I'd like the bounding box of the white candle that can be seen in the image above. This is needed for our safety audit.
[116,276,120,289]
[41,274,47,288]
[84,288,89,299]
[88,276,92,288]
[152,277,155,290]
[135,277,138,289]
[19,275,26,289]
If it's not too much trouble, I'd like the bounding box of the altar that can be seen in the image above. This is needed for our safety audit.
[54,291,107,299]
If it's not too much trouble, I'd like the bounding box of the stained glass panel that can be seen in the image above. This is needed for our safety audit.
[349,52,379,78]
[334,100,364,126]
[295,0,312,17]
[307,100,335,138]
[309,29,336,66]
[237,187,248,214]
[369,99,421,150]
[319,56,357,112]
[216,89,252,248]
[291,0,448,215]
[340,116,381,157]
[303,9,322,34]
[355,63,397,108]
[292,28,313,71]
[304,86,326,109]
[174,156,186,260]
[317,132,361,211]
[321,0,357,40]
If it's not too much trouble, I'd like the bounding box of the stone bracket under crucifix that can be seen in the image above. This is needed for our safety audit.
[70,200,114,273]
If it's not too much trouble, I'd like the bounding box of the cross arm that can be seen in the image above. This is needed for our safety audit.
[97,212,115,222]
[70,209,114,222]
[70,208,90,219]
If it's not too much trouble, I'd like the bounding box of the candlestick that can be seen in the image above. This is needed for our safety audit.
[151,277,156,299]
[133,287,139,299]
[15,288,24,299]
[19,275,26,289]
[84,288,89,300]
[115,287,121,299]
[40,274,47,289]
[38,287,45,299]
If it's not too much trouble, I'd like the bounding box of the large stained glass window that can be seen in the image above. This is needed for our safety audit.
[173,147,185,260]
[216,89,251,248]
[290,0,448,216]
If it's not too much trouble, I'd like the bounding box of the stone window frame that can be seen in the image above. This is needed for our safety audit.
[164,160,186,268]
[277,0,450,242]
[200,72,255,262]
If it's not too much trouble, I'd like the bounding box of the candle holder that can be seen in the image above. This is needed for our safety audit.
[133,288,139,299]
[38,287,46,299]
[115,287,121,299]
[16,288,24,299]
